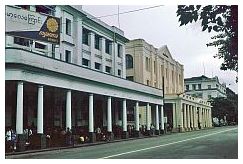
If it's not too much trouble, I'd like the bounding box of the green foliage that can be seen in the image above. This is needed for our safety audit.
[209,92,238,123]
[177,5,238,74]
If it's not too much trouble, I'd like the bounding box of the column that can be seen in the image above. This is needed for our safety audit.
[16,81,24,134]
[66,90,72,129]
[146,103,150,131]
[122,99,128,138]
[135,101,141,137]
[89,32,95,69]
[202,108,205,128]
[16,81,26,151]
[89,94,95,142]
[187,104,190,131]
[194,106,198,130]
[172,103,177,129]
[100,37,106,73]
[209,108,212,127]
[75,18,82,65]
[112,42,117,75]
[183,103,187,130]
[155,105,160,135]
[37,85,46,148]
[37,85,44,134]
[199,107,202,129]
[107,96,112,132]
[190,105,194,130]
[160,105,165,133]
[122,45,126,78]
[206,109,209,127]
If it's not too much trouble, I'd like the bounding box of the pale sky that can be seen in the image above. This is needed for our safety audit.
[82,5,238,93]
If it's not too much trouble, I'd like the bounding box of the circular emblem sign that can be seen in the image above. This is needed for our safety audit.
[47,18,58,33]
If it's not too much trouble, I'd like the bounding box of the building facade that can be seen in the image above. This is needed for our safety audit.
[184,75,227,100]
[125,39,212,132]
[5,5,165,151]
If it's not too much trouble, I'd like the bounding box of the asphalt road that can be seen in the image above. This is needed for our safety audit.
[6,126,238,159]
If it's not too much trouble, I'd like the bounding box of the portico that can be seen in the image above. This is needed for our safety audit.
[5,47,164,150]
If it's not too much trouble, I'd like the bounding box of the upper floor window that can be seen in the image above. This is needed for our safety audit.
[208,85,211,89]
[66,18,71,36]
[65,50,71,63]
[95,34,100,50]
[82,58,89,67]
[118,44,122,57]
[126,54,133,69]
[16,5,30,10]
[36,5,53,15]
[35,42,46,49]
[192,84,196,90]
[14,37,30,47]
[95,62,101,70]
[186,85,189,91]
[198,84,201,90]
[126,76,134,81]
[118,69,121,76]
[82,28,89,45]
[105,66,111,73]
[105,39,112,54]
[145,57,149,71]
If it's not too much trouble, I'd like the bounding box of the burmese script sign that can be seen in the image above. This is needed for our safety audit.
[6,5,60,44]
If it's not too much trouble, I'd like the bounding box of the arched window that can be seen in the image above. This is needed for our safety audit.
[126,54,133,69]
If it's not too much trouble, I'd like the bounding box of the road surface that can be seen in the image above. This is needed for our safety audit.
[6,126,238,159]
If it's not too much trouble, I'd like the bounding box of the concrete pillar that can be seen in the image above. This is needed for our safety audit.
[37,85,44,134]
[16,81,26,151]
[209,109,213,127]
[16,81,24,134]
[155,105,160,135]
[207,109,209,127]
[172,103,177,129]
[183,103,187,130]
[107,96,114,140]
[199,107,202,129]
[202,108,205,128]
[89,94,94,132]
[134,101,141,137]
[89,94,95,142]
[66,90,72,129]
[194,106,198,130]
[190,105,194,130]
[187,104,190,131]
[112,42,117,75]
[89,32,95,69]
[146,103,150,131]
[107,96,112,132]
[122,45,126,78]
[100,37,106,73]
[122,99,128,139]
[160,105,165,132]
[37,85,46,149]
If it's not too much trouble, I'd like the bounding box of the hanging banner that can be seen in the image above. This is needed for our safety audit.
[5,5,60,44]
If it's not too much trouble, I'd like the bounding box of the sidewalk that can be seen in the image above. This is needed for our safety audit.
[5,133,166,156]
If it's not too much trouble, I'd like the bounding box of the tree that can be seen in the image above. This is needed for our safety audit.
[209,96,238,124]
[176,5,238,78]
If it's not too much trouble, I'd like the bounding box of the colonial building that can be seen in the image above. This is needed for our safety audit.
[125,39,212,132]
[184,75,227,100]
[5,5,164,151]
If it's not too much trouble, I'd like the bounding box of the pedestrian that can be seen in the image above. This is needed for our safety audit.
[11,130,17,152]
[66,127,72,146]
[5,128,12,152]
